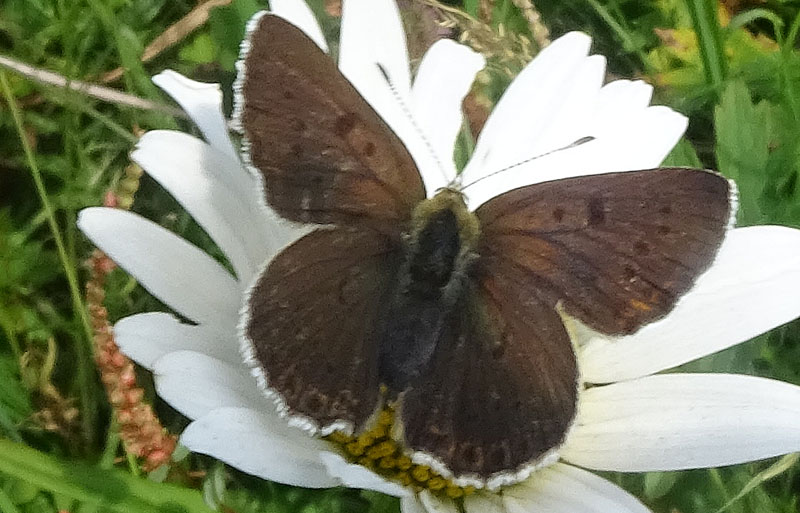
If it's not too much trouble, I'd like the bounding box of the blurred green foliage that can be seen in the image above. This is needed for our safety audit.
[1,0,800,511]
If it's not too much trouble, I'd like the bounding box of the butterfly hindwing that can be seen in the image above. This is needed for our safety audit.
[400,274,578,481]
[239,14,425,232]
[475,168,733,335]
[245,227,399,433]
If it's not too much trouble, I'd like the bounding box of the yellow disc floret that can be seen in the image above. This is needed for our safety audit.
[324,405,476,498]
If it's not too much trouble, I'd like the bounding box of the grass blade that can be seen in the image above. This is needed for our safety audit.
[0,439,214,513]
[686,0,727,92]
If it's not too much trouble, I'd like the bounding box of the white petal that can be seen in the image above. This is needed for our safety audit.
[461,50,603,207]
[114,312,240,370]
[319,452,409,497]
[340,0,410,112]
[595,79,654,114]
[525,54,606,156]
[588,105,687,172]
[503,463,651,513]
[77,208,240,329]
[458,34,688,209]
[462,103,687,209]
[338,0,440,191]
[462,32,592,182]
[463,493,505,513]
[580,226,800,383]
[152,71,236,159]
[419,490,459,513]
[181,407,339,488]
[153,350,265,420]
[411,39,484,189]
[269,0,328,52]
[401,495,428,513]
[562,373,800,471]
[589,80,656,148]
[132,130,271,283]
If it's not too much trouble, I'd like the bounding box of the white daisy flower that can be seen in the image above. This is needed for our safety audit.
[78,0,800,511]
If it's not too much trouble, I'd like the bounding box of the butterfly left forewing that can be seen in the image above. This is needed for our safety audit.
[239,14,425,232]
[475,167,733,335]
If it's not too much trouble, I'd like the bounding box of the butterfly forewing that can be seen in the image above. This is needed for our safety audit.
[476,168,733,335]
[245,227,398,432]
[239,14,425,232]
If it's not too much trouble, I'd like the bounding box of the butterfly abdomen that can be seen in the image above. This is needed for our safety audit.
[378,191,480,392]
[407,209,461,296]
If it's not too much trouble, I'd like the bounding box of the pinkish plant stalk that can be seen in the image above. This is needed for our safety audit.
[86,165,176,472]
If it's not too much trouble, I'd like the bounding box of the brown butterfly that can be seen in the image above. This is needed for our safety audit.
[237,14,734,488]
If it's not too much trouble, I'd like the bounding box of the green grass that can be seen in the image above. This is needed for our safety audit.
[1,0,800,512]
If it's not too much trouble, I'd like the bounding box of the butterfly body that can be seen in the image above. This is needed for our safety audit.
[378,190,478,391]
[238,13,734,488]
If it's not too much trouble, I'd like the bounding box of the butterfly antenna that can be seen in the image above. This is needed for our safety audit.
[376,63,449,182]
[459,136,596,192]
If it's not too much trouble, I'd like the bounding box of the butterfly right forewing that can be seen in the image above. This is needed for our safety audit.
[476,168,733,335]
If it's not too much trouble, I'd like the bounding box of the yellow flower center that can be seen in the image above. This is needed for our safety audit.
[325,406,476,498]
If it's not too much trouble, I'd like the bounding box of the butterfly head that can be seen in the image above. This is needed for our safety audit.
[403,189,482,296]
[409,189,480,253]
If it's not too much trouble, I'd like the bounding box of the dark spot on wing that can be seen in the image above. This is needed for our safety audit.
[459,444,484,469]
[659,204,672,215]
[487,442,511,469]
[552,207,565,222]
[364,141,376,157]
[491,343,505,360]
[588,197,605,226]
[634,240,650,256]
[335,112,358,137]
[290,118,306,132]
[299,390,326,416]
[568,258,595,284]
[658,225,671,235]
[623,265,636,280]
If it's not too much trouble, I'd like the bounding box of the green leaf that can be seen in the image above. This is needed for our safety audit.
[208,0,261,71]
[179,33,218,66]
[0,439,214,513]
[643,471,679,500]
[714,81,775,224]
[0,486,23,513]
[715,454,800,513]
[662,138,702,168]
[0,356,33,429]
[463,0,480,17]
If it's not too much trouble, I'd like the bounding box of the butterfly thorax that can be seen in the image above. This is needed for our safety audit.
[378,190,481,392]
